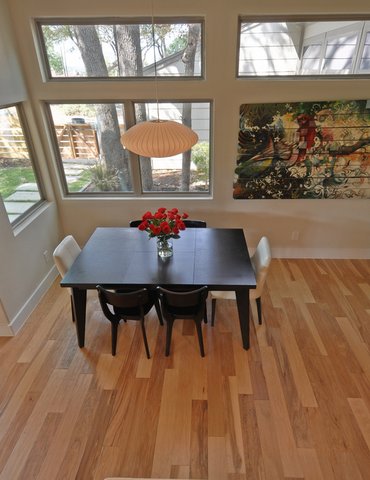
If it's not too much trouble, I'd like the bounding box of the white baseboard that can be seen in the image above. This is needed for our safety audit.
[0,324,14,336]
[273,247,370,259]
[9,265,59,335]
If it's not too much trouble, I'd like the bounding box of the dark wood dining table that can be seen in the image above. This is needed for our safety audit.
[61,227,256,350]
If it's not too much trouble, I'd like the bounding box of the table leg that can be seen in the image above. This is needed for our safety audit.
[235,288,250,350]
[72,288,87,348]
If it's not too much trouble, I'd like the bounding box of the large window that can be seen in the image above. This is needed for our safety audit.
[37,19,203,79]
[238,18,370,77]
[0,105,44,225]
[47,101,211,195]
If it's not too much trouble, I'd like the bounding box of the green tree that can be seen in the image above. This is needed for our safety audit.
[72,25,132,190]
[181,24,201,191]
[42,25,68,75]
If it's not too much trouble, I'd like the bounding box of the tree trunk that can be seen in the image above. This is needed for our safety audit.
[116,25,153,190]
[181,24,200,191]
[72,25,131,190]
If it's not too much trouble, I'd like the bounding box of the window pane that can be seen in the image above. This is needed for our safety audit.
[48,103,133,193]
[360,32,370,71]
[238,19,370,76]
[0,106,42,224]
[300,43,322,73]
[322,34,357,73]
[239,22,300,76]
[39,21,202,78]
[303,44,322,58]
[322,55,354,72]
[136,102,210,193]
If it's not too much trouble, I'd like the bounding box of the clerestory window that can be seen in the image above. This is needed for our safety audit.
[238,18,370,77]
[36,19,203,79]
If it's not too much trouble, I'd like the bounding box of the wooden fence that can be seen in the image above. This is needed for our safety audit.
[0,127,29,160]
[0,124,100,161]
[55,124,99,159]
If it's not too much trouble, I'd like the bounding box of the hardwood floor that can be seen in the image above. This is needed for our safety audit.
[0,259,369,480]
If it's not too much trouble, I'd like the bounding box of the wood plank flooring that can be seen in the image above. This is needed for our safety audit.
[0,259,369,479]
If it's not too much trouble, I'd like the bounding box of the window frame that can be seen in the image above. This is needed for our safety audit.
[0,103,46,227]
[44,99,213,198]
[35,17,205,81]
[237,15,370,79]
[354,20,370,73]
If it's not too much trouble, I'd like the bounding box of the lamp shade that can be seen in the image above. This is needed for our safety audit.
[121,120,198,158]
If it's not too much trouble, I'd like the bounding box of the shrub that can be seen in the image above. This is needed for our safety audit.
[191,142,209,176]
[89,162,120,191]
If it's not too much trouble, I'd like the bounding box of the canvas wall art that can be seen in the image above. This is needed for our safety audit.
[234,100,370,199]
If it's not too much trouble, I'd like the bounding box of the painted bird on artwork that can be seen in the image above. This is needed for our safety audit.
[235,136,293,178]
[235,137,275,178]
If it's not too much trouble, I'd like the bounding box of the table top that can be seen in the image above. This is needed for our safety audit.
[61,227,256,290]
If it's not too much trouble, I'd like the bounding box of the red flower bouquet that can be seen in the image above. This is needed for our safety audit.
[138,207,188,239]
[138,207,189,257]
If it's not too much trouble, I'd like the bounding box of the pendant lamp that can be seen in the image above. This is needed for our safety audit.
[120,3,198,158]
[121,119,198,158]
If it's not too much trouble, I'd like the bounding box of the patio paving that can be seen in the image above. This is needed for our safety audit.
[3,183,41,222]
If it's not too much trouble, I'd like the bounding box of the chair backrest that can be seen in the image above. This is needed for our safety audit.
[130,219,206,228]
[157,286,208,319]
[129,220,141,227]
[251,236,272,298]
[53,235,81,278]
[97,286,151,321]
[183,220,207,228]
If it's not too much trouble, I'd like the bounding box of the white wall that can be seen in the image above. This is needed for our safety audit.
[1,0,369,333]
[0,0,61,333]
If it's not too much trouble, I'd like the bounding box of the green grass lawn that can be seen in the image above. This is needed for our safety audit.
[67,169,92,192]
[0,165,93,196]
[0,166,37,198]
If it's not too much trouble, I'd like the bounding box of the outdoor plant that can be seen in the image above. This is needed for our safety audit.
[191,141,209,176]
[137,207,188,240]
[89,162,120,191]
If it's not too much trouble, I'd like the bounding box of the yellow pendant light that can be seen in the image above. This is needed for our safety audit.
[120,1,198,158]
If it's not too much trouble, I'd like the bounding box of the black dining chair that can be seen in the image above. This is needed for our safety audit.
[129,219,207,228]
[183,220,207,228]
[129,219,142,227]
[157,286,208,357]
[96,285,163,358]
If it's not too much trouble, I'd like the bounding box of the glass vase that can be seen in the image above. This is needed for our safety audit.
[157,237,173,258]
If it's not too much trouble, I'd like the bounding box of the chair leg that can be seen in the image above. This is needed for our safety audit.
[256,297,262,324]
[203,303,208,324]
[70,296,75,323]
[154,299,164,326]
[140,320,151,359]
[211,298,217,326]
[111,321,119,356]
[194,320,205,357]
[165,320,174,356]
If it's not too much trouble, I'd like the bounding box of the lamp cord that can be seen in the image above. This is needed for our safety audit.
[151,0,160,121]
